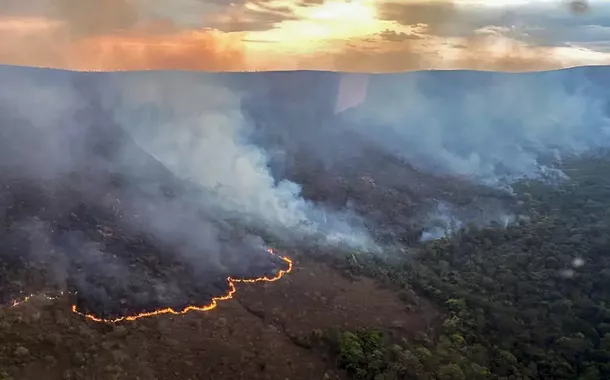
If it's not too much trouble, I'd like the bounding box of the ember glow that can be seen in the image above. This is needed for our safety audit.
[71,249,293,324]
[9,291,65,307]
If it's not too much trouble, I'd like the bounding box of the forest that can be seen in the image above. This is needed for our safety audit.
[328,153,610,380]
[2,123,609,379]
[2,66,610,379]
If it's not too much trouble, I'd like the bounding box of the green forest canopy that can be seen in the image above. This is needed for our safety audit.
[334,154,610,380]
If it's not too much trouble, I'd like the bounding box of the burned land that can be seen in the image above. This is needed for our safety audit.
[1,66,610,380]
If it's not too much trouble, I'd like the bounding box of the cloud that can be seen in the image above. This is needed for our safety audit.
[450,34,563,72]
[568,0,590,14]
[0,19,247,70]
[203,1,299,32]
[296,0,324,6]
[307,26,610,73]
[70,31,246,71]
[0,0,250,70]
[378,29,423,42]
[54,0,139,36]
[0,0,609,72]
[328,41,431,72]
[376,0,610,44]
[0,0,140,35]
[324,41,559,73]
[313,0,610,73]
[376,0,458,36]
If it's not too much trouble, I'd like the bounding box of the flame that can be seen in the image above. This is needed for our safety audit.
[71,248,293,323]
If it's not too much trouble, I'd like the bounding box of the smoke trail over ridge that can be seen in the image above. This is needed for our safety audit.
[225,68,610,243]
[3,64,610,270]
[0,66,380,318]
[100,72,376,251]
[338,69,610,187]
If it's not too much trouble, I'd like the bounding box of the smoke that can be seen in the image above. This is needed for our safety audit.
[420,202,462,242]
[0,67,88,179]
[0,66,375,256]
[101,72,376,251]
[291,68,608,241]
[339,69,610,187]
[0,66,379,314]
[419,200,516,242]
[4,61,610,304]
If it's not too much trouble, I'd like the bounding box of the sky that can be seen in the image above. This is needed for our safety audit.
[0,0,608,72]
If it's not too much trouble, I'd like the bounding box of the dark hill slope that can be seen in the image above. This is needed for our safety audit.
[0,70,282,319]
[0,64,610,380]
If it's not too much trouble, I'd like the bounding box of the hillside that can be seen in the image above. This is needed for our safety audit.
[0,65,610,379]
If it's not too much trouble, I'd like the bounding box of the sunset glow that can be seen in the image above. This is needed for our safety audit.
[0,0,607,72]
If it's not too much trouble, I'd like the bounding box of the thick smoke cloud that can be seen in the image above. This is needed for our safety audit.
[4,63,610,304]
[326,69,610,240]
[0,66,374,280]
[0,68,254,310]
[100,72,376,251]
[339,70,610,187]
[244,69,607,241]
[0,67,380,315]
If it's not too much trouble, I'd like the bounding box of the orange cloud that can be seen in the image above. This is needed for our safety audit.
[0,16,61,33]
[67,31,246,71]
[0,15,246,71]
[0,0,608,72]
[0,0,247,71]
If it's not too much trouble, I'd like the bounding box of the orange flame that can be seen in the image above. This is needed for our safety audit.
[71,248,293,323]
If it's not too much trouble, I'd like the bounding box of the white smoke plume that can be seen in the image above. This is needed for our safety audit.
[4,65,610,255]
[419,200,517,242]
[0,66,380,314]
[94,71,377,251]
[328,69,610,241]
[341,70,610,187]
[0,67,376,254]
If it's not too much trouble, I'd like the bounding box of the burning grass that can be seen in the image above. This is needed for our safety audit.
[7,250,292,324]
[0,171,295,324]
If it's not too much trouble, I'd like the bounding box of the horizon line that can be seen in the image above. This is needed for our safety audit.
[1,63,609,75]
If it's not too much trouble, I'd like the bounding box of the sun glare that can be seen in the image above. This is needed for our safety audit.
[305,0,377,21]
[245,0,382,53]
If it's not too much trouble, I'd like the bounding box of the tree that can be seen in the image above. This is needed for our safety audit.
[437,364,466,380]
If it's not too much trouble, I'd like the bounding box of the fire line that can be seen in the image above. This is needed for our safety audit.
[71,248,293,323]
